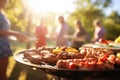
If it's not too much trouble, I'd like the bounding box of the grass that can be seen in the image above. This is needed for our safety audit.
[7,41,56,80]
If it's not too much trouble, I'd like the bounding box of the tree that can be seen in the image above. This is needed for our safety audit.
[104,11,120,40]
[4,0,28,32]
[68,0,112,38]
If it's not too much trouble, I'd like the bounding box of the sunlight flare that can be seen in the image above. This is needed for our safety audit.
[23,0,75,14]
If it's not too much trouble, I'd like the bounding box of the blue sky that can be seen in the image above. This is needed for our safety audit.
[112,0,120,13]
[105,0,120,15]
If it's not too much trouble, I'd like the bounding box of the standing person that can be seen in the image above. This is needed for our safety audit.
[0,0,28,80]
[91,19,106,42]
[56,16,69,46]
[34,18,47,48]
[71,20,90,49]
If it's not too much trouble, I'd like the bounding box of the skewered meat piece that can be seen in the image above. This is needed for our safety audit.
[24,50,58,65]
[56,47,116,70]
[41,51,58,65]
[56,58,114,70]
[37,46,54,53]
[56,59,97,70]
[57,51,70,59]
[57,51,85,59]
[24,51,42,64]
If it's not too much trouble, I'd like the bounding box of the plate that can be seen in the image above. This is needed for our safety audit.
[14,50,120,79]
[82,43,120,50]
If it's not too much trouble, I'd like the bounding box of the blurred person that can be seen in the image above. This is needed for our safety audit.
[91,19,106,43]
[34,18,47,48]
[55,16,69,46]
[0,0,28,80]
[71,20,90,49]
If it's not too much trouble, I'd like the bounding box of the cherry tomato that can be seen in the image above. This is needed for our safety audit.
[99,39,109,44]
[104,53,109,57]
[98,55,108,63]
[68,62,78,69]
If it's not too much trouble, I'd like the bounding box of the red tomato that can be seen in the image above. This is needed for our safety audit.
[101,53,109,61]
[68,62,78,69]
[98,39,109,44]
[104,53,109,57]
[98,56,107,63]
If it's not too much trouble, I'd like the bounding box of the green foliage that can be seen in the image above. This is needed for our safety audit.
[92,0,112,8]
[104,11,120,40]
[4,0,28,32]
[68,0,106,38]
[3,0,120,41]
[74,0,112,9]
[68,0,120,40]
